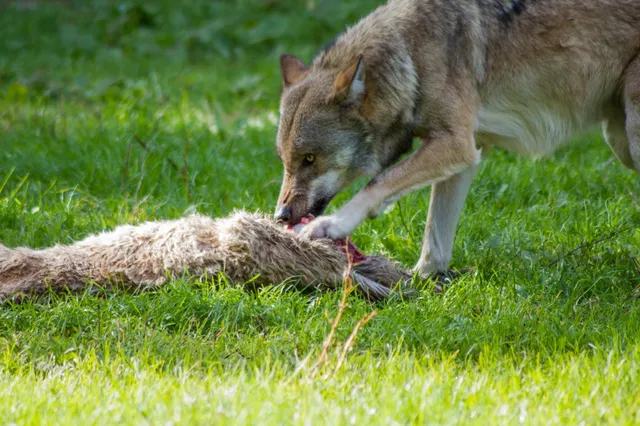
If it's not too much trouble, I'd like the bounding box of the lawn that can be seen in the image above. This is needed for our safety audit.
[1,1,640,424]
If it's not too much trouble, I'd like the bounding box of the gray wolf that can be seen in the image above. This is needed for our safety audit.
[273,0,640,277]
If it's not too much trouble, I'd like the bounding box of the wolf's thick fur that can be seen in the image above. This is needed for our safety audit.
[275,0,640,276]
[0,212,410,301]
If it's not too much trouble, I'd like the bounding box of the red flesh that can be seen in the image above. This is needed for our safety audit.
[286,216,368,264]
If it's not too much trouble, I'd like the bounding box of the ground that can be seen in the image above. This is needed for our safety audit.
[1,1,640,424]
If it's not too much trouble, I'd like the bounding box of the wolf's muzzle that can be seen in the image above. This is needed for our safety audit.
[309,197,330,218]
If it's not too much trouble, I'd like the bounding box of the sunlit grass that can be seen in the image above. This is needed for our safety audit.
[1,1,639,424]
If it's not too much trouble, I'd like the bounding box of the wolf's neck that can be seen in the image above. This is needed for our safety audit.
[314,1,420,131]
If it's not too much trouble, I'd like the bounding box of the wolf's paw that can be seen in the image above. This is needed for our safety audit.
[299,215,353,240]
[413,267,476,293]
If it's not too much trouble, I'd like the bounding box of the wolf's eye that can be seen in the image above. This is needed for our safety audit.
[303,154,315,166]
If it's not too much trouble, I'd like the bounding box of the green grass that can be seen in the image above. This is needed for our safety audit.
[1,1,640,424]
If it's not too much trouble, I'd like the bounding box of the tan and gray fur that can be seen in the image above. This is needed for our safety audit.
[0,211,410,302]
[274,0,640,276]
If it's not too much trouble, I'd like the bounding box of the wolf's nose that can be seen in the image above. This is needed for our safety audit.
[275,206,292,223]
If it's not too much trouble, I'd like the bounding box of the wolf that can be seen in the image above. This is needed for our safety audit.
[273,0,640,278]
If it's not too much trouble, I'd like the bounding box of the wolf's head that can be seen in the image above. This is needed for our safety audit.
[273,53,383,224]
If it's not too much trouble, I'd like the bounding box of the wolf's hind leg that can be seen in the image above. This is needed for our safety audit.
[603,104,635,170]
[624,53,640,174]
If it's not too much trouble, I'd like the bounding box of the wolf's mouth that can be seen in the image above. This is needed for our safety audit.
[308,196,331,218]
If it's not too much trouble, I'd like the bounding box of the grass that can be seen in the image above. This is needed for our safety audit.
[1,1,640,424]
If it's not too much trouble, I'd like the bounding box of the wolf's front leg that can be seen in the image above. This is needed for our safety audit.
[300,131,481,241]
[414,164,478,276]
[299,189,380,240]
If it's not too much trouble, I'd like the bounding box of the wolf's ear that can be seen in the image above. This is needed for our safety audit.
[280,54,309,88]
[329,55,365,105]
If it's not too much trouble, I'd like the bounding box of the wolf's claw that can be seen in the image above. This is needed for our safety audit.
[414,268,476,293]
